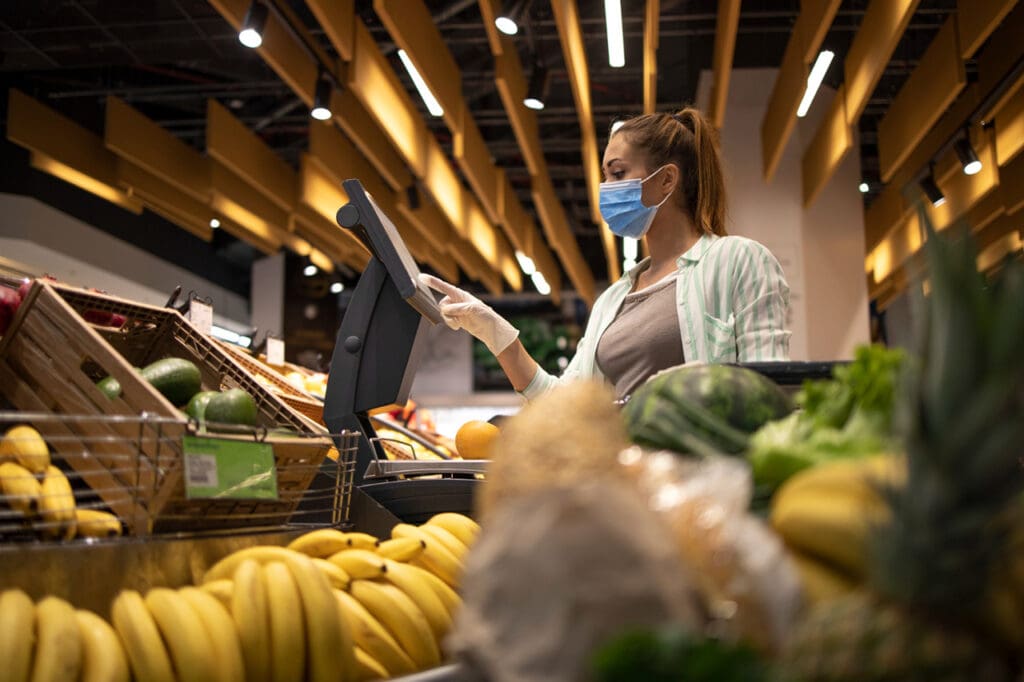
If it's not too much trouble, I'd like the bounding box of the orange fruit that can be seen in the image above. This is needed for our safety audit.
[455,420,500,459]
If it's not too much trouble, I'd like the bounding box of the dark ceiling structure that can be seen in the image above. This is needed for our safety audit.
[0,0,961,296]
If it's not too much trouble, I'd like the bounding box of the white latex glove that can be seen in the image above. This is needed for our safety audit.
[419,273,519,355]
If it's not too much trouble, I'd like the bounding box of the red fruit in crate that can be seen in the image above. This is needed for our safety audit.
[0,286,21,335]
[17,278,32,301]
[109,313,127,328]
[82,309,116,326]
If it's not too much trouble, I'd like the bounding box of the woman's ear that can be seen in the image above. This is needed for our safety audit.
[662,164,681,194]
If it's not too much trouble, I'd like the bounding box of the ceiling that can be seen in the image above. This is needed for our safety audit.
[0,0,972,298]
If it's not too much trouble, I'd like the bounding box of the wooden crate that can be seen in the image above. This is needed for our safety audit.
[0,281,338,534]
[217,341,325,426]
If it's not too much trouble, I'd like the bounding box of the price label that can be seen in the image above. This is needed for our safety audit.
[183,435,278,500]
[266,336,285,366]
[189,300,213,335]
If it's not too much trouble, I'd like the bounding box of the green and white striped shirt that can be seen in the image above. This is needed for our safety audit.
[521,233,791,401]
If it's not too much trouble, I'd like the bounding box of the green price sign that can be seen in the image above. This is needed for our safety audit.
[183,435,279,500]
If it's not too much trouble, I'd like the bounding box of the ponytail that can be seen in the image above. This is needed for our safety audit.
[612,107,728,236]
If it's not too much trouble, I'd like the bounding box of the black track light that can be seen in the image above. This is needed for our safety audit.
[954,136,982,176]
[523,62,549,111]
[920,169,945,208]
[406,184,420,211]
[239,2,268,49]
[311,70,332,121]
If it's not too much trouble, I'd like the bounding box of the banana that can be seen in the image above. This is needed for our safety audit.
[31,596,83,682]
[0,589,35,682]
[145,588,219,682]
[382,559,453,641]
[349,579,440,670]
[311,557,351,590]
[232,559,272,682]
[425,512,480,548]
[353,647,389,681]
[777,455,905,502]
[392,523,463,588]
[110,590,174,682]
[333,589,416,677]
[287,528,350,558]
[75,609,130,682]
[38,465,76,540]
[416,523,469,560]
[178,588,246,682]
[262,562,306,682]
[404,562,462,619]
[0,461,41,516]
[327,548,387,580]
[375,537,426,563]
[282,552,355,682]
[74,509,122,538]
[343,532,380,550]
[199,579,234,607]
[787,550,858,606]
[0,425,50,474]
[202,545,303,582]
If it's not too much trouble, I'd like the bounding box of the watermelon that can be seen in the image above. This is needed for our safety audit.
[621,364,795,456]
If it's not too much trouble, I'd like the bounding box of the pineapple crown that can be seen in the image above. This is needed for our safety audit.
[869,209,1024,612]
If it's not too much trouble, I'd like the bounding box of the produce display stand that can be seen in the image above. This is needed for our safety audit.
[217,339,327,425]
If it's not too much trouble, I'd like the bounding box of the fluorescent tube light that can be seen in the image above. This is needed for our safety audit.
[605,0,625,68]
[797,50,834,118]
[531,271,550,295]
[515,251,536,275]
[398,49,443,117]
[622,237,638,260]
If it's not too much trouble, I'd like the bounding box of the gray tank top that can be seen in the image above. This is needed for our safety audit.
[596,274,684,401]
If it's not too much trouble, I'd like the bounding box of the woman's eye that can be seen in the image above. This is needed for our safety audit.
[610,171,625,180]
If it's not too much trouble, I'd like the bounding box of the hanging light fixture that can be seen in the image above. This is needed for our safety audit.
[310,69,332,121]
[797,50,835,118]
[523,62,549,111]
[495,1,524,36]
[302,255,318,277]
[920,168,945,208]
[238,2,268,48]
[954,135,983,176]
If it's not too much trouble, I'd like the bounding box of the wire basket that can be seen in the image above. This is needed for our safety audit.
[0,411,358,539]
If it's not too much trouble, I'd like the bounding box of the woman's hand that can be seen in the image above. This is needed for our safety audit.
[419,274,520,355]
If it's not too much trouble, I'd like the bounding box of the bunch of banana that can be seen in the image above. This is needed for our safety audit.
[0,424,123,540]
[0,588,129,682]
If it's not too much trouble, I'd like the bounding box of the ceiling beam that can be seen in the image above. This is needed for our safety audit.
[643,0,660,115]
[957,0,1020,59]
[707,0,741,129]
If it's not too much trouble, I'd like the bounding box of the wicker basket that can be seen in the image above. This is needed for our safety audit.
[217,341,325,426]
[0,280,335,533]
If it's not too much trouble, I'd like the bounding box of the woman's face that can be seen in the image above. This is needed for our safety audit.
[602,133,668,208]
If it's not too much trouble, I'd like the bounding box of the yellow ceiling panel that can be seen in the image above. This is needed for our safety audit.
[305,0,356,61]
[843,0,920,122]
[707,0,741,129]
[27,151,142,214]
[957,0,1019,59]
[644,0,660,114]
[994,78,1024,166]
[115,159,213,241]
[801,85,853,206]
[453,108,502,225]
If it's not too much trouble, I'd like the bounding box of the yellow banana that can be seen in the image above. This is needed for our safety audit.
[178,588,246,682]
[110,590,175,682]
[343,532,380,550]
[0,461,41,516]
[0,589,35,682]
[327,548,387,580]
[777,455,905,502]
[38,465,76,539]
[202,545,303,582]
[74,509,122,538]
[31,596,83,682]
[416,523,468,560]
[282,552,355,682]
[144,588,219,682]
[75,609,130,682]
[287,528,350,558]
[392,523,463,588]
[232,559,272,682]
[333,589,416,677]
[787,550,857,606]
[311,557,351,590]
[263,562,306,682]
[382,559,453,641]
[349,579,440,670]
[402,562,462,619]
[0,425,50,474]
[426,512,479,548]
[375,537,426,563]
[199,579,234,608]
[353,647,389,681]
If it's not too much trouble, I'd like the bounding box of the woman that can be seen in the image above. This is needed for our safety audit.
[421,107,791,402]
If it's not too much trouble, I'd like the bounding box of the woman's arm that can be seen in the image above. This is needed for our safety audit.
[731,241,792,362]
[496,340,541,392]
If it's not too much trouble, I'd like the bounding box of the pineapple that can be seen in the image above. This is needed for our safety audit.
[782,219,1024,680]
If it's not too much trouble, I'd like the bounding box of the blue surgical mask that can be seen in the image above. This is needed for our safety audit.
[598,165,674,239]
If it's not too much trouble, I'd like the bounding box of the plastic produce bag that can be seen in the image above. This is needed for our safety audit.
[619,447,803,653]
[448,481,705,682]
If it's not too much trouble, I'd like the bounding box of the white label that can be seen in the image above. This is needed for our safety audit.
[185,454,218,488]
[189,300,213,335]
[266,337,285,366]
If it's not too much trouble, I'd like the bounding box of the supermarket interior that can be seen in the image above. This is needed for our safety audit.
[1,1,1023,680]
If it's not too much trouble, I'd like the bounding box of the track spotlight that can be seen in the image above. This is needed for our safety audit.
[523,62,549,111]
[209,218,221,228]
[858,182,869,193]
[311,70,332,121]
[302,255,318,277]
[954,136,982,176]
[495,1,524,36]
[238,2,268,49]
[920,170,945,208]
[330,281,344,294]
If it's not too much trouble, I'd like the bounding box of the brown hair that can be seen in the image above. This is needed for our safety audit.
[612,107,727,236]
